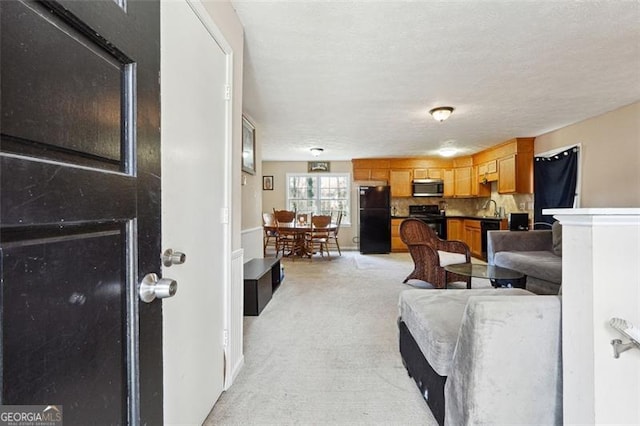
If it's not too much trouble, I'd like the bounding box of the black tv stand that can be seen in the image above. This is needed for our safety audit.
[243,256,282,316]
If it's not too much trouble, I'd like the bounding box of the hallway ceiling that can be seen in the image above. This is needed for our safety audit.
[231,1,640,161]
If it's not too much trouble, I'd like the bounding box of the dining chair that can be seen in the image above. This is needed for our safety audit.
[273,209,296,257]
[305,214,332,261]
[327,210,343,256]
[262,212,278,256]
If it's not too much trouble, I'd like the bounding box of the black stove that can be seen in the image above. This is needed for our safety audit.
[408,205,447,238]
[408,204,443,218]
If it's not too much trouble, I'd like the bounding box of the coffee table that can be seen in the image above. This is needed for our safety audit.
[444,263,526,289]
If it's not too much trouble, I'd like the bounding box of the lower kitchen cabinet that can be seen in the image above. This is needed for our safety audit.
[464,220,482,258]
[447,218,464,241]
[391,218,408,252]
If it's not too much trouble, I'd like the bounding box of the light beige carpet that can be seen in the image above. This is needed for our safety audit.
[204,251,439,425]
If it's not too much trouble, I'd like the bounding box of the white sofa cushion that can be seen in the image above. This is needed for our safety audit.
[445,295,563,425]
[494,250,562,283]
[437,250,467,267]
[399,288,533,376]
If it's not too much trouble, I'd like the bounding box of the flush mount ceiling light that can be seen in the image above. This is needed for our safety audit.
[439,147,458,157]
[429,106,454,122]
[310,147,324,157]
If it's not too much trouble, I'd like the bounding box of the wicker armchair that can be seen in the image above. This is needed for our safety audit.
[399,218,471,288]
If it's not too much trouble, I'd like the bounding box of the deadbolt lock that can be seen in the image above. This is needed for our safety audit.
[162,248,186,267]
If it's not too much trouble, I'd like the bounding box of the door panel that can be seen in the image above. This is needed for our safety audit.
[161,1,227,422]
[2,225,128,425]
[1,1,161,424]
[1,3,124,166]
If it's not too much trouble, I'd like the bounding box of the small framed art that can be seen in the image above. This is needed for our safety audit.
[263,175,274,190]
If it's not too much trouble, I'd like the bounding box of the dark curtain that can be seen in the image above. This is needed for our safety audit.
[534,147,578,228]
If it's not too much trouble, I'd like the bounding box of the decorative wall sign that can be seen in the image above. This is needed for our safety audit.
[308,161,330,172]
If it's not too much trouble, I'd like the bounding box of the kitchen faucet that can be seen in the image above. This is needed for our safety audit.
[482,199,501,218]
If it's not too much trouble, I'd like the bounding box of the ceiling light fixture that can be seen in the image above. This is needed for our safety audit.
[429,106,454,122]
[310,147,324,157]
[439,147,458,157]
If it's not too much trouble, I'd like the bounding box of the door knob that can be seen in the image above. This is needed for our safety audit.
[162,248,186,267]
[139,273,177,303]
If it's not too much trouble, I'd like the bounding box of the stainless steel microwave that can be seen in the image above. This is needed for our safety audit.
[412,179,444,197]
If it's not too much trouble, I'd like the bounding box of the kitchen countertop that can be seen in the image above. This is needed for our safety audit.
[392,215,506,221]
[446,215,506,222]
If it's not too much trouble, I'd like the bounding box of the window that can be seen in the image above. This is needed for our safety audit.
[286,173,350,224]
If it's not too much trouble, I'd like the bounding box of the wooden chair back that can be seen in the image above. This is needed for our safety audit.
[273,209,295,224]
[311,214,331,228]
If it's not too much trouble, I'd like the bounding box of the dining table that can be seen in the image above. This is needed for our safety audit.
[263,222,337,258]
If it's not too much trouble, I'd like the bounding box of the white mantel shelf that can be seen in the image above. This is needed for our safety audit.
[545,207,640,216]
[545,208,640,226]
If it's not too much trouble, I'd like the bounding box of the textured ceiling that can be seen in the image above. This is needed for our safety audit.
[231,0,640,161]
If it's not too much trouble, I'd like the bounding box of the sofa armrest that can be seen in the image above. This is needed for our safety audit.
[444,295,562,426]
[487,230,553,264]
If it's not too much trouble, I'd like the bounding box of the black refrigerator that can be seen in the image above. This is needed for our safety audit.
[359,185,391,254]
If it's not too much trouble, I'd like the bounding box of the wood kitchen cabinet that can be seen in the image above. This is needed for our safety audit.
[414,168,444,180]
[391,218,408,252]
[498,154,533,194]
[352,159,390,183]
[498,155,517,193]
[447,218,464,241]
[464,219,483,259]
[413,169,428,179]
[477,159,498,182]
[443,169,455,197]
[353,168,389,182]
[471,165,491,197]
[389,169,412,197]
[454,166,472,197]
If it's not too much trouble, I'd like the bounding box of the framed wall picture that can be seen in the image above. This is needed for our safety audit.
[263,175,274,190]
[308,161,330,172]
[242,116,256,175]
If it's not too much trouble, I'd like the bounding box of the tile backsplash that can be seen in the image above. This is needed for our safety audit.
[391,182,533,219]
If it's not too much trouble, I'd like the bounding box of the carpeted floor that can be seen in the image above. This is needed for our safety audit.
[205,251,488,425]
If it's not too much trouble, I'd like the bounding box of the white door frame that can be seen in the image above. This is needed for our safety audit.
[179,0,235,388]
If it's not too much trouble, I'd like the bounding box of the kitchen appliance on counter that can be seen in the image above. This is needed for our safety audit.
[412,179,444,197]
[408,205,447,239]
[509,213,529,231]
[359,185,391,254]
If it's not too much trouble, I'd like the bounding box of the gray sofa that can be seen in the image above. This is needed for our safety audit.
[398,289,563,425]
[487,225,562,295]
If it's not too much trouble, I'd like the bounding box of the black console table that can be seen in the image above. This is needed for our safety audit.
[243,257,282,316]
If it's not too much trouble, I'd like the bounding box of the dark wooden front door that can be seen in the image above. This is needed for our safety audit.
[0,1,162,424]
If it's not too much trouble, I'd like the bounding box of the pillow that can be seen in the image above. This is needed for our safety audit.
[438,250,467,267]
[552,221,562,256]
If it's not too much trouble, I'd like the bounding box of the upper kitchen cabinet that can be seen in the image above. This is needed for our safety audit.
[454,166,472,197]
[389,169,412,197]
[477,159,498,183]
[497,139,534,194]
[414,168,444,180]
[352,159,390,182]
[443,169,455,197]
[473,137,534,194]
[471,165,491,197]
